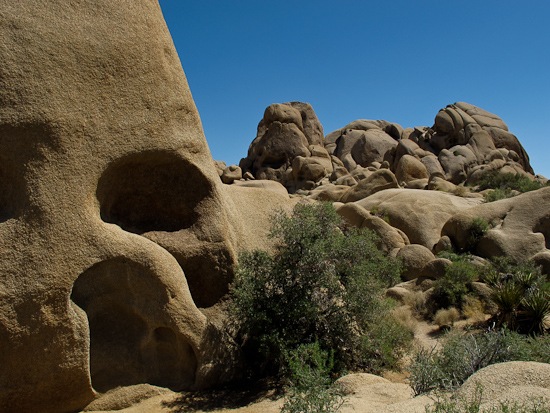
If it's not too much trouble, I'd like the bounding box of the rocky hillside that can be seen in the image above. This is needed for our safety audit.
[228,101,539,194]
[217,101,550,278]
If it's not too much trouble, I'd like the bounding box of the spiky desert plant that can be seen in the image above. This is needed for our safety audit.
[518,290,550,334]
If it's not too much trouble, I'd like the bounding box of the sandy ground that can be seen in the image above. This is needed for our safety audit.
[82,319,443,413]
[82,318,549,413]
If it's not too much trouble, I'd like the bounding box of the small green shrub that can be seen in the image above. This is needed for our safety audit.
[369,206,391,223]
[281,343,345,413]
[476,171,546,194]
[359,305,414,373]
[510,333,550,363]
[477,172,548,203]
[230,202,406,376]
[426,386,550,413]
[409,329,550,395]
[430,261,478,314]
[465,217,491,252]
[409,330,508,394]
[436,251,473,263]
[484,187,515,202]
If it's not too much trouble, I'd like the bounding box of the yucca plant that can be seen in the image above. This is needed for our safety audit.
[490,282,524,330]
[518,290,550,334]
[486,259,549,334]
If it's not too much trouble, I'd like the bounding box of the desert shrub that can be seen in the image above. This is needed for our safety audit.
[461,297,487,322]
[465,217,491,252]
[369,206,390,223]
[281,342,345,413]
[437,250,471,262]
[392,305,418,332]
[430,261,478,315]
[476,171,546,194]
[409,328,550,395]
[483,259,550,334]
[404,291,427,318]
[510,333,550,363]
[230,202,407,377]
[434,307,460,328]
[359,306,414,373]
[484,187,515,202]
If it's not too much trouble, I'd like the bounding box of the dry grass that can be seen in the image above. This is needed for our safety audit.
[452,185,470,197]
[433,307,460,328]
[462,296,487,322]
[403,291,426,318]
[392,305,418,332]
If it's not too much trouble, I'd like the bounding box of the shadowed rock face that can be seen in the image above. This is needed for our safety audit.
[0,1,240,412]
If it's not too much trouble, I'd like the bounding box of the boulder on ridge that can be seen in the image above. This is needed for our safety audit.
[442,187,550,261]
[239,102,329,191]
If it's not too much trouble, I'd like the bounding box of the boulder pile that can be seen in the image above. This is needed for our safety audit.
[238,101,538,197]
[231,100,549,277]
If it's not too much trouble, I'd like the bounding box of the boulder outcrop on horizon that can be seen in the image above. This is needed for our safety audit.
[238,101,539,195]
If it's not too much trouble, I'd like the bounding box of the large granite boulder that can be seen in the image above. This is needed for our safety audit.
[341,169,400,203]
[442,187,550,261]
[239,102,330,191]
[354,189,482,249]
[0,2,257,411]
[329,120,402,171]
[431,102,534,179]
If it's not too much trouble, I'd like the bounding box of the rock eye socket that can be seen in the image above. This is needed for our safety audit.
[96,151,211,234]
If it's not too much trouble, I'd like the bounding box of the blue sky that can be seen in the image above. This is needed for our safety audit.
[158,1,550,177]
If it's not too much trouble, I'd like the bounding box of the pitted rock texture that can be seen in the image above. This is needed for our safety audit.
[0,1,267,412]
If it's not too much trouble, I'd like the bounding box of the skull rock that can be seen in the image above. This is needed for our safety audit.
[0,1,238,412]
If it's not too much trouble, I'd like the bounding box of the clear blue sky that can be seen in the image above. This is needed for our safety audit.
[159,1,550,177]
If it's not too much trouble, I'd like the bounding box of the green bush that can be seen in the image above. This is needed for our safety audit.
[230,202,407,376]
[426,386,550,413]
[359,305,414,373]
[436,251,474,263]
[476,171,548,203]
[465,217,491,252]
[409,329,550,395]
[476,171,546,193]
[483,187,514,202]
[281,342,344,413]
[429,261,478,315]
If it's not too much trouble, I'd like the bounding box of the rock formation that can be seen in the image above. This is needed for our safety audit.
[236,99,549,275]
[0,2,295,412]
[239,102,333,192]
[1,2,548,412]
[239,101,538,196]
